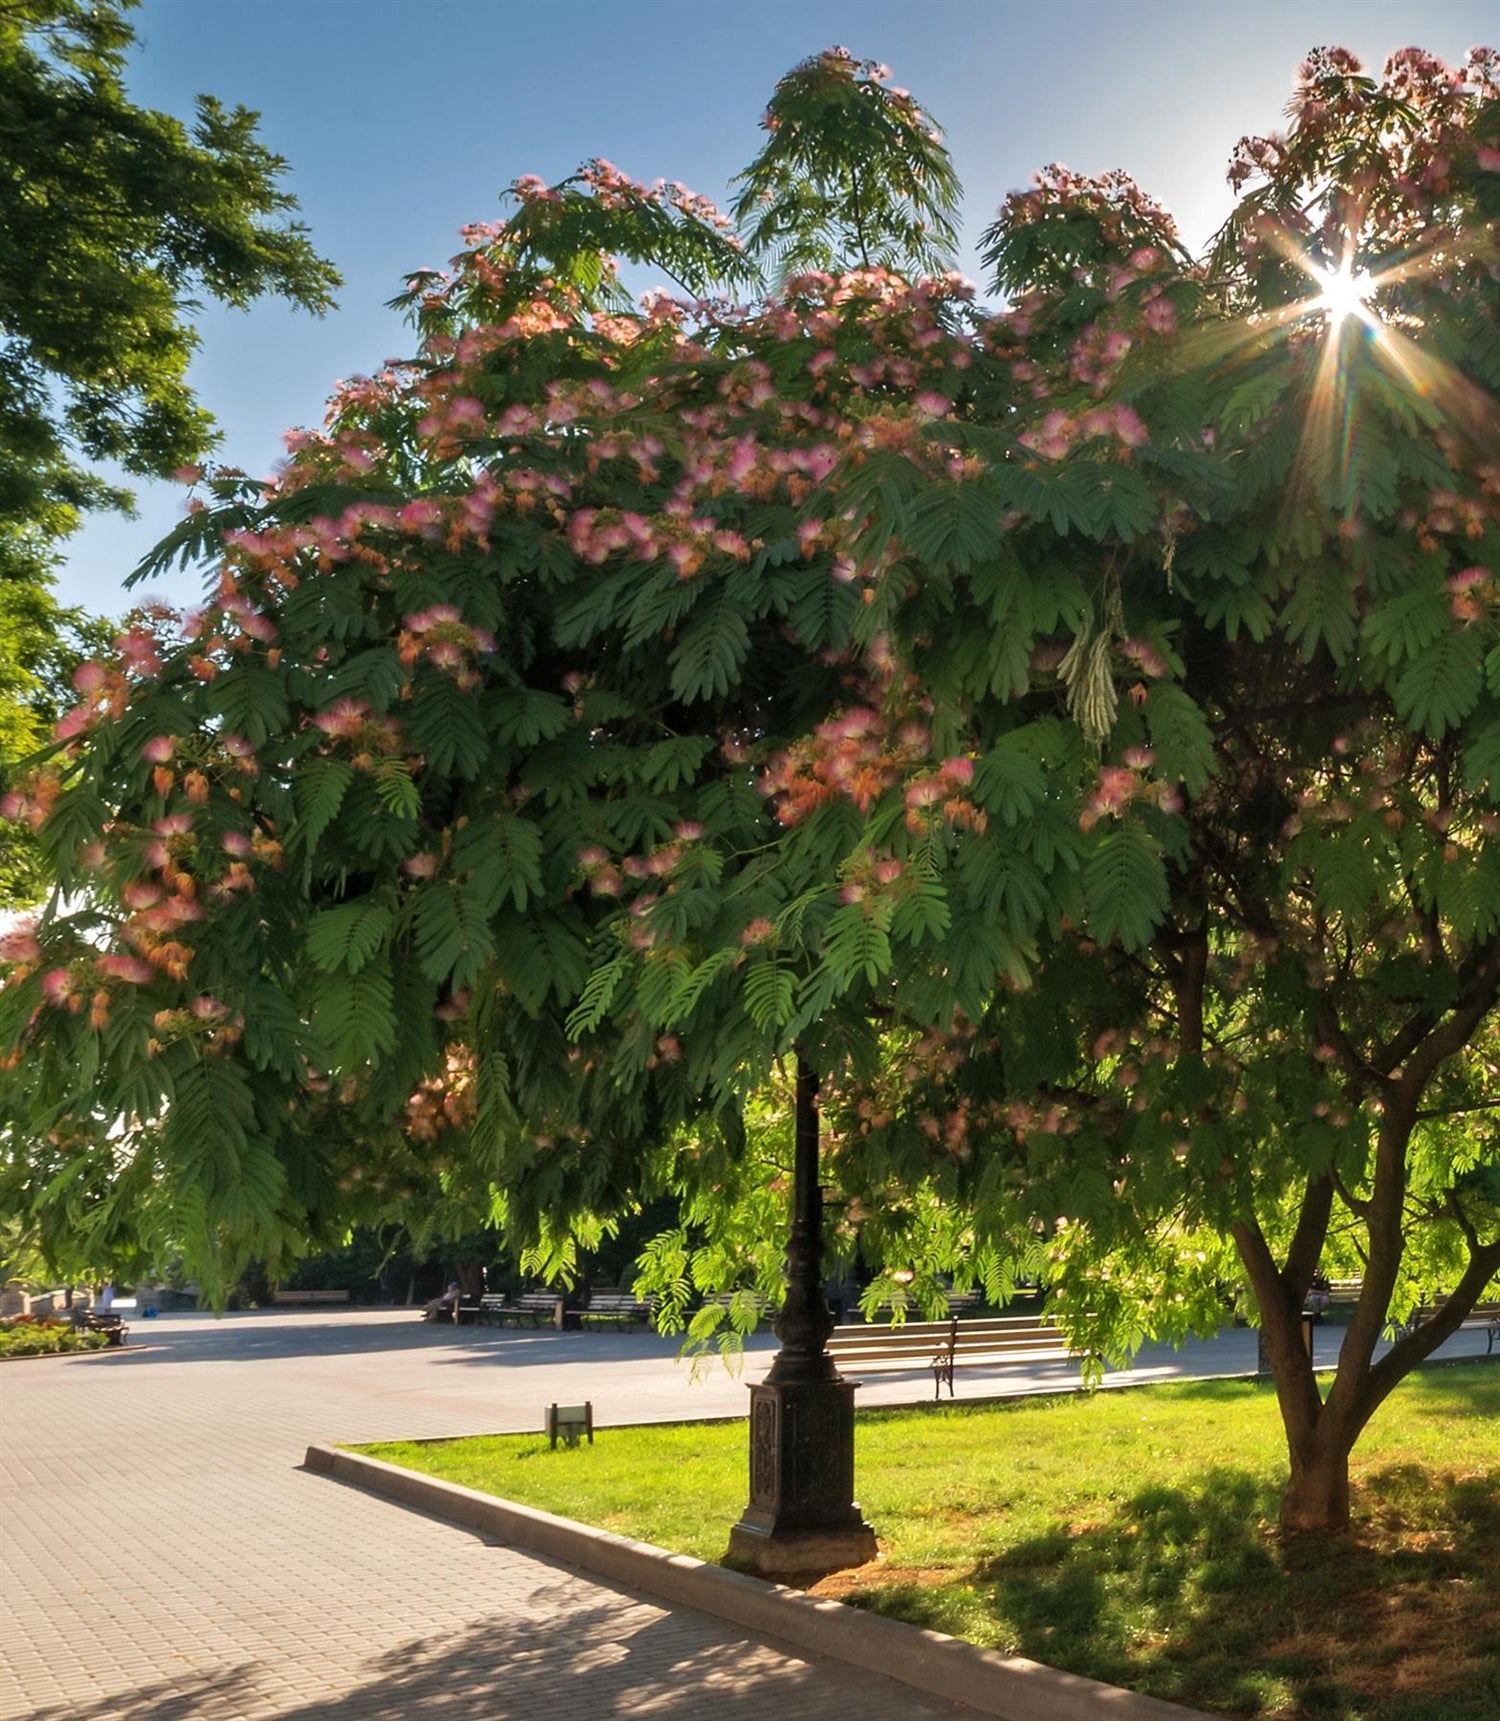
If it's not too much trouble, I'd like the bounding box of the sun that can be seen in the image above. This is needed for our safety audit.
[1310,262,1377,329]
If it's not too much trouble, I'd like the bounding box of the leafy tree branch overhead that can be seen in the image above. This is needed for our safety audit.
[0,0,338,903]
[0,0,338,516]
[2,44,1498,1532]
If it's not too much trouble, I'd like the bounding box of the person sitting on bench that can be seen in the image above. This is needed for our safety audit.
[423,1281,462,1322]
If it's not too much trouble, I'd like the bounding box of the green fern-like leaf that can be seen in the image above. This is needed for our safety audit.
[743,955,796,1031]
[306,898,393,974]
[290,758,353,856]
[311,965,397,1066]
[408,676,490,777]
[1361,585,1450,668]
[1199,580,1275,642]
[486,687,572,747]
[1144,683,1216,795]
[974,743,1047,825]
[638,736,715,793]
[1392,629,1482,737]
[1083,823,1168,952]
[1293,823,1389,921]
[889,875,951,945]
[903,478,1006,570]
[414,883,497,989]
[205,665,290,748]
[1280,560,1359,663]
[469,1046,522,1174]
[823,900,893,987]
[566,953,628,1036]
[670,596,751,703]
[1462,720,1500,802]
[371,759,421,820]
[1073,464,1156,541]
[665,948,737,1026]
[785,567,859,650]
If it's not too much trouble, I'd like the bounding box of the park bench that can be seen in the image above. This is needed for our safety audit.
[1430,1294,1500,1352]
[1377,1293,1500,1346]
[860,1288,983,1321]
[76,1310,127,1346]
[826,1313,1091,1401]
[271,1288,350,1306]
[578,1290,655,1331]
[478,1291,562,1328]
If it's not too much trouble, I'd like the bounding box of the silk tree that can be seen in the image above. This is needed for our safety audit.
[3,45,1498,1542]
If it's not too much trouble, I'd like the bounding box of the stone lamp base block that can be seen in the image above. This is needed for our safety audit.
[726,1517,879,1578]
[727,1376,879,1577]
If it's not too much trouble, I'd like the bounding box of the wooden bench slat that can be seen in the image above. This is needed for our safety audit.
[827,1314,1092,1400]
[475,1292,562,1327]
[578,1290,654,1330]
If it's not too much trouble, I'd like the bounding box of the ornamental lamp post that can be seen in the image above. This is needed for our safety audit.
[726,1056,878,1577]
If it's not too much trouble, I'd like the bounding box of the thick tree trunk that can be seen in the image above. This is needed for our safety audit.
[1281,1435,1352,1533]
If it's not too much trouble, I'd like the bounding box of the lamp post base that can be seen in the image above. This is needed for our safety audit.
[726,1517,879,1578]
[726,1377,878,1578]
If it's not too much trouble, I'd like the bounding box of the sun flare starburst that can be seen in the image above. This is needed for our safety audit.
[1309,262,1378,330]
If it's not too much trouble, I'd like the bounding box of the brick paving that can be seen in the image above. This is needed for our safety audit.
[3,1309,1490,1719]
[0,1313,970,1720]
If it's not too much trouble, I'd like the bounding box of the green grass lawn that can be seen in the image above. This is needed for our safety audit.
[358,1363,1500,1721]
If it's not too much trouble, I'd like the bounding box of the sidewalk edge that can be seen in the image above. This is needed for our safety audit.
[305,1442,1209,1721]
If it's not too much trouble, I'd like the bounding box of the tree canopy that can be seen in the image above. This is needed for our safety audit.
[0,0,338,527]
[0,0,339,904]
[2,43,1498,1530]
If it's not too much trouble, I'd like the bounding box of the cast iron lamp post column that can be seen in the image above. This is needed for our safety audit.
[727,1057,877,1576]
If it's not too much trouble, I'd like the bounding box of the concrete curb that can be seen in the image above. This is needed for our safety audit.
[305,1443,1209,1721]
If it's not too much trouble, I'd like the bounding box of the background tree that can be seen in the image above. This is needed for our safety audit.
[1,0,338,536]
[0,575,112,905]
[0,0,339,904]
[2,44,1497,1539]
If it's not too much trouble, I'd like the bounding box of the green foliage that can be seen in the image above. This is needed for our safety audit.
[0,1318,109,1356]
[730,47,961,279]
[3,40,1499,1535]
[0,0,336,912]
[0,575,109,906]
[0,0,337,515]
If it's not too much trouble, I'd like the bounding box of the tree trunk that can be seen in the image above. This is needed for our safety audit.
[1281,1437,1352,1533]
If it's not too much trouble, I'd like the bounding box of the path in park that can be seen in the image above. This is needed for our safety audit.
[1,1311,1491,1719]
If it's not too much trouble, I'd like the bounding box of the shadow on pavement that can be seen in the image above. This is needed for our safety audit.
[17,1603,886,1719]
[80,1314,722,1369]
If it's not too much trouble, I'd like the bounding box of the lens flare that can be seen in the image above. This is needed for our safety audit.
[1310,263,1377,329]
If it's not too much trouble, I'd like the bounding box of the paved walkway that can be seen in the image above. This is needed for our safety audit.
[1,1312,1491,1720]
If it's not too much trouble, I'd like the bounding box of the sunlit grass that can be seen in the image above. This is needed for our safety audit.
[358,1363,1500,1720]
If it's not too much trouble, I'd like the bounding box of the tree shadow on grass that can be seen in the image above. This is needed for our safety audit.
[845,1464,1500,1720]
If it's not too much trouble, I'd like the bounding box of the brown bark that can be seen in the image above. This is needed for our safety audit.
[1238,967,1500,1532]
[1281,1437,1352,1533]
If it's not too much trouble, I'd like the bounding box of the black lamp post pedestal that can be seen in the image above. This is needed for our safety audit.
[726,1059,877,1578]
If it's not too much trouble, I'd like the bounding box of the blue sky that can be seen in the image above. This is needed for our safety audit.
[57,0,1496,615]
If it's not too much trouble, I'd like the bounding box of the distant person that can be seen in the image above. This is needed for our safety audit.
[423,1281,462,1322]
[99,1283,115,1313]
